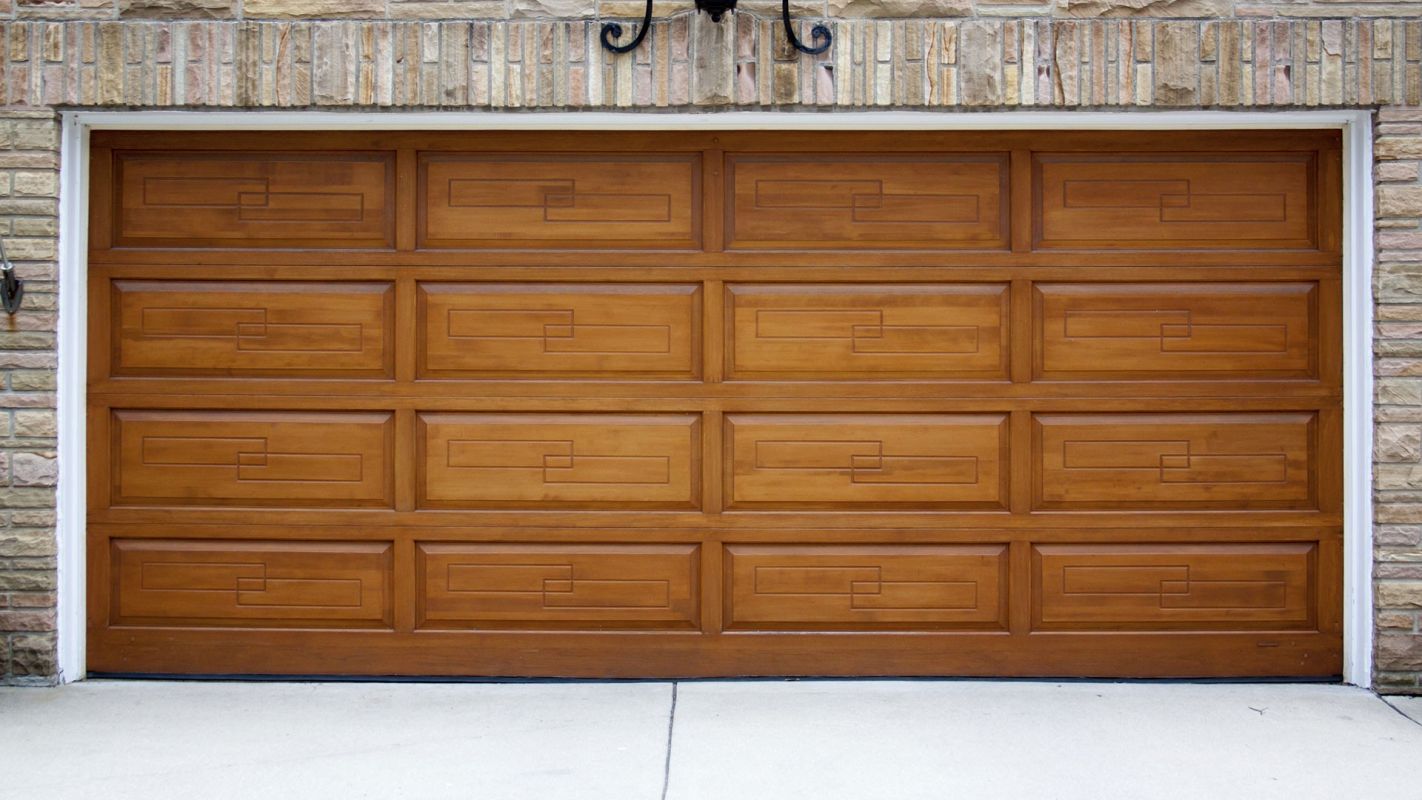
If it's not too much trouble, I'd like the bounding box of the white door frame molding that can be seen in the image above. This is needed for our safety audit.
[54,109,1375,686]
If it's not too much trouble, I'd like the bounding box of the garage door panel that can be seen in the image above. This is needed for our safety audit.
[111,280,394,378]
[1034,412,1316,511]
[420,153,701,249]
[112,151,395,248]
[726,283,1008,380]
[726,414,1008,510]
[724,544,1007,630]
[111,410,395,508]
[419,413,701,509]
[1034,153,1317,249]
[419,283,701,379]
[110,539,393,628]
[726,154,1009,250]
[1033,542,1316,631]
[88,131,1344,679]
[416,543,699,630]
[1034,282,1318,381]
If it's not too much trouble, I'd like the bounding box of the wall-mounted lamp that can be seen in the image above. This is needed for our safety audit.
[0,237,23,315]
[602,0,831,57]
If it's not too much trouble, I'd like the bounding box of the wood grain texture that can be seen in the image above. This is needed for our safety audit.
[417,543,699,630]
[418,413,702,510]
[1032,542,1316,631]
[725,414,1009,510]
[86,130,1344,680]
[724,544,1007,630]
[111,150,395,249]
[1033,152,1318,250]
[1033,282,1318,381]
[419,283,701,379]
[726,283,1008,380]
[110,410,395,508]
[420,152,701,249]
[110,539,393,629]
[111,280,394,378]
[726,153,1009,250]
[1033,412,1317,511]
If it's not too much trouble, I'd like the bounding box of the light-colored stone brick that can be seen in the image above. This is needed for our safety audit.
[1378,425,1422,462]
[10,453,55,487]
[119,0,233,17]
[245,0,385,18]
[830,0,974,17]
[1380,186,1422,218]
[1058,0,1231,17]
[1380,581,1422,608]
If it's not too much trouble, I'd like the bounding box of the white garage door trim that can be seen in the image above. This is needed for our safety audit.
[54,109,1375,686]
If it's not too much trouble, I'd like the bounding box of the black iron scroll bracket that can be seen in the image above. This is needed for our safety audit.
[600,0,832,56]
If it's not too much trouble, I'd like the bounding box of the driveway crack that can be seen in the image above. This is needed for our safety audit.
[660,682,679,800]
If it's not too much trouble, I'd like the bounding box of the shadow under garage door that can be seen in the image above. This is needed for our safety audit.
[85,129,1344,678]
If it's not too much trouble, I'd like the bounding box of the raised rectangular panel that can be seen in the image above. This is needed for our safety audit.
[112,281,393,378]
[724,544,1007,630]
[417,543,699,629]
[1033,543,1316,631]
[1034,283,1317,380]
[420,153,701,249]
[419,283,701,379]
[726,154,1009,250]
[111,410,394,508]
[110,539,393,628]
[112,151,395,248]
[726,284,1009,380]
[1034,153,1317,249]
[1034,413,1316,511]
[419,413,701,509]
[725,414,1008,510]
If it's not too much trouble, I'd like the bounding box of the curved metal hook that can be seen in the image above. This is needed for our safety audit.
[600,0,654,54]
[782,0,831,55]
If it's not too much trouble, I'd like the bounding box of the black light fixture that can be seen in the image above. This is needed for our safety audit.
[0,237,22,315]
[601,0,831,56]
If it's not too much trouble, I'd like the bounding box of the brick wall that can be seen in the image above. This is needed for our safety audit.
[0,109,56,685]
[0,0,1419,690]
[1374,105,1422,692]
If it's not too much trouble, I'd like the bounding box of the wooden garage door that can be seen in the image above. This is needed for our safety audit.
[86,130,1343,678]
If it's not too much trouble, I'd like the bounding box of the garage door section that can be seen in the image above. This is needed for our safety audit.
[86,130,1343,678]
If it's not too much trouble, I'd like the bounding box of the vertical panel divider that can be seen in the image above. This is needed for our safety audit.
[702,529,725,635]
[702,406,725,635]
[1010,278,1033,385]
[394,408,417,513]
[703,408,724,516]
[395,147,418,252]
[394,537,418,634]
[703,145,726,253]
[1009,538,1033,636]
[1009,408,1033,516]
[704,280,725,384]
[1009,149,1034,253]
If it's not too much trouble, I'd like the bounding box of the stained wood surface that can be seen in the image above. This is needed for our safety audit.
[86,130,1344,679]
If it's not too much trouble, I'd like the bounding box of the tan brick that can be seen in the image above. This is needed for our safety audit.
[830,0,974,16]
[7,633,56,680]
[1379,581,1422,608]
[245,0,384,18]
[1378,634,1422,672]
[1380,186,1422,218]
[12,410,55,438]
[0,605,55,627]
[119,0,234,17]
[1377,135,1422,160]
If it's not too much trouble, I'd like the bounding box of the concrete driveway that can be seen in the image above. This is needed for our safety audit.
[1,680,1419,800]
